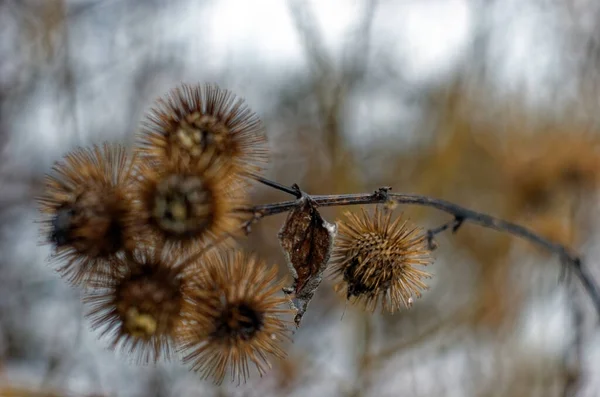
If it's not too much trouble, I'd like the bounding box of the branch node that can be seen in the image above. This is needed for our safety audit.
[426,216,464,251]
[291,183,303,198]
[242,211,263,235]
[426,232,438,251]
[375,186,392,201]
[252,174,302,197]
[452,216,465,233]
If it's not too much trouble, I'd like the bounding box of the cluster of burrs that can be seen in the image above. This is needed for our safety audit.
[36,83,434,384]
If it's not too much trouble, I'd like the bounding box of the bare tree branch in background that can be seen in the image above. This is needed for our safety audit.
[342,0,378,86]
[287,0,378,190]
[287,0,332,78]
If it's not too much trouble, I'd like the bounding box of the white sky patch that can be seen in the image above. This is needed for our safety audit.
[345,87,424,145]
[4,93,80,170]
[195,0,400,72]
[341,0,474,145]
[373,0,474,85]
[306,0,365,55]
[341,0,475,145]
[204,0,304,67]
[516,288,571,358]
[484,0,574,108]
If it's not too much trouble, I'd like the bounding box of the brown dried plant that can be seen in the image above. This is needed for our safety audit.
[482,118,600,248]
[330,206,433,313]
[498,127,600,213]
[84,249,187,363]
[137,83,268,179]
[133,158,246,253]
[177,250,292,384]
[37,143,138,285]
[35,82,600,386]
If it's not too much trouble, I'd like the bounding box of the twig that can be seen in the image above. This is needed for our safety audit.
[563,278,583,397]
[240,182,600,319]
[426,216,464,250]
[287,0,331,78]
[251,173,301,197]
[343,0,378,86]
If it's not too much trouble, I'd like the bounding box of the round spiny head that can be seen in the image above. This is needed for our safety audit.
[178,251,292,385]
[138,83,268,178]
[134,160,245,253]
[330,206,433,313]
[84,250,186,363]
[36,143,137,286]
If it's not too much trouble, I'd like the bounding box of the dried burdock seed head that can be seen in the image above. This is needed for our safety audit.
[84,250,186,363]
[138,83,268,178]
[134,160,245,253]
[178,251,293,385]
[36,143,137,285]
[330,206,433,313]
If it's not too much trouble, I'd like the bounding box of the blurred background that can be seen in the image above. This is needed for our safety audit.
[2,0,600,396]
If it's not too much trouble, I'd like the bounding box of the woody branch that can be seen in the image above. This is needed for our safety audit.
[244,182,600,318]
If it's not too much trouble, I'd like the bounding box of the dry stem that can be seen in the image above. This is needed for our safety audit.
[244,183,600,319]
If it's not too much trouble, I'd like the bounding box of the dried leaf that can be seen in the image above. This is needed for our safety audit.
[278,195,337,327]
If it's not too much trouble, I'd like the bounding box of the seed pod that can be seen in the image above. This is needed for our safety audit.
[37,143,137,286]
[178,251,292,385]
[133,159,245,253]
[330,206,433,313]
[84,249,187,363]
[138,83,268,179]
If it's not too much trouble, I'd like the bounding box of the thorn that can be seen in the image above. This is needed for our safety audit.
[291,183,303,198]
[452,216,464,233]
[427,235,438,251]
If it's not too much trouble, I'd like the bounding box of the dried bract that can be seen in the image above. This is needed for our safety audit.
[278,195,336,327]
[178,251,292,385]
[330,206,433,313]
[138,83,268,178]
[37,143,137,285]
[84,250,186,363]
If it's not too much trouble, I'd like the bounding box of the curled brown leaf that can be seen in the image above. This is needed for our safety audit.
[278,195,337,327]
